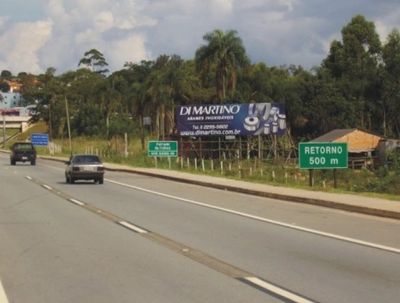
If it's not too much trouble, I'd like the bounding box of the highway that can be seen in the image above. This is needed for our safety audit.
[0,154,399,303]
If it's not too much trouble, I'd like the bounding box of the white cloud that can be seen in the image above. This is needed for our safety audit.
[1,0,400,73]
[0,17,7,29]
[375,8,400,43]
[211,0,234,14]
[108,34,151,68]
[0,20,52,73]
[94,11,114,32]
[35,0,156,72]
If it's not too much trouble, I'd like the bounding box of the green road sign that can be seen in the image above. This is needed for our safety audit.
[148,141,178,157]
[299,142,348,169]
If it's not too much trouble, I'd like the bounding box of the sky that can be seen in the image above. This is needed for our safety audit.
[0,0,400,75]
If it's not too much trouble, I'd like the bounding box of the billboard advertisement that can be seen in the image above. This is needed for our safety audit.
[176,103,286,137]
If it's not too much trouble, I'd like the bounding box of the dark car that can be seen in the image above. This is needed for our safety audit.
[65,154,105,184]
[10,142,37,165]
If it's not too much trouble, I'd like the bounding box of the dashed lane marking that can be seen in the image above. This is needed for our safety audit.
[0,279,9,303]
[23,174,319,301]
[241,277,316,303]
[118,221,148,234]
[69,198,85,206]
[42,184,53,191]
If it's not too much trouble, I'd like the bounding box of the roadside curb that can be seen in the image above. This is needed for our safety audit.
[2,151,399,221]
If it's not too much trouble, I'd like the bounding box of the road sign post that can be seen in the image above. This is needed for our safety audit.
[299,142,348,187]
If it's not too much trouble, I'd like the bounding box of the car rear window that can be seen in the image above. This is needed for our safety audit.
[14,143,34,151]
[73,155,101,164]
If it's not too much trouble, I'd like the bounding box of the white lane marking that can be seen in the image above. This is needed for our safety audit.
[118,221,148,234]
[0,280,9,303]
[69,198,85,206]
[42,185,52,191]
[245,277,315,303]
[26,176,32,180]
[107,179,400,254]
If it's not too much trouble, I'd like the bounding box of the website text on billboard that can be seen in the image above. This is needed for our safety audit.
[176,103,286,137]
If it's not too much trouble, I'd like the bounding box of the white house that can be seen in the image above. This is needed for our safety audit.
[0,92,24,109]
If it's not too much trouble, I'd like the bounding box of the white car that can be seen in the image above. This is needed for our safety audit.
[65,154,105,184]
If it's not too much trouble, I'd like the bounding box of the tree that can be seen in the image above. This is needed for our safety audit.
[98,72,125,138]
[382,29,400,137]
[1,70,12,78]
[60,69,107,136]
[30,72,66,139]
[0,81,10,93]
[195,29,249,100]
[78,49,109,75]
[322,15,381,131]
[121,60,154,149]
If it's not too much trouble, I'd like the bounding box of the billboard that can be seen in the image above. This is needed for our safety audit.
[176,103,286,137]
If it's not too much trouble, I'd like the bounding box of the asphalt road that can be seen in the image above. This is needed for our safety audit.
[0,154,399,303]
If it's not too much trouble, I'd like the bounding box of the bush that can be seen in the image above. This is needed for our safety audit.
[387,149,400,173]
[366,172,400,195]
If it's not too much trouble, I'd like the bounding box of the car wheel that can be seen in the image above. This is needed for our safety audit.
[31,160,36,166]
[66,174,70,184]
[10,159,15,165]
[70,176,75,184]
[99,177,104,184]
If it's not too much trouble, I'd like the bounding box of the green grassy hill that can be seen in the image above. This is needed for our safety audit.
[6,121,48,147]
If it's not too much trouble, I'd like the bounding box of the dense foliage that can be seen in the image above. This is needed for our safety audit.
[2,15,400,142]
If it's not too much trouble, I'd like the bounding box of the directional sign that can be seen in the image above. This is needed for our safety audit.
[31,133,49,146]
[299,142,348,169]
[148,141,178,157]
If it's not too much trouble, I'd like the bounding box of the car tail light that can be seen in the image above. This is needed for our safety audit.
[73,167,80,172]
[97,166,104,172]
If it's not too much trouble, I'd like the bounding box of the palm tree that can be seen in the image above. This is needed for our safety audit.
[122,60,153,149]
[195,29,249,100]
[145,55,185,139]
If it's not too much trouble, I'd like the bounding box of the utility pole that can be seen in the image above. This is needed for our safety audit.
[65,96,72,156]
[2,113,5,148]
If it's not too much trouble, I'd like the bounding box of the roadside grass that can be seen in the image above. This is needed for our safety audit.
[7,124,400,201]
[5,121,49,148]
[5,129,19,137]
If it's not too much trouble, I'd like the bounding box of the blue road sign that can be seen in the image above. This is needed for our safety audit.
[31,133,49,146]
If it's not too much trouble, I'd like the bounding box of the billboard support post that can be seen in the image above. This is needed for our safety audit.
[239,137,242,160]
[218,137,221,160]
